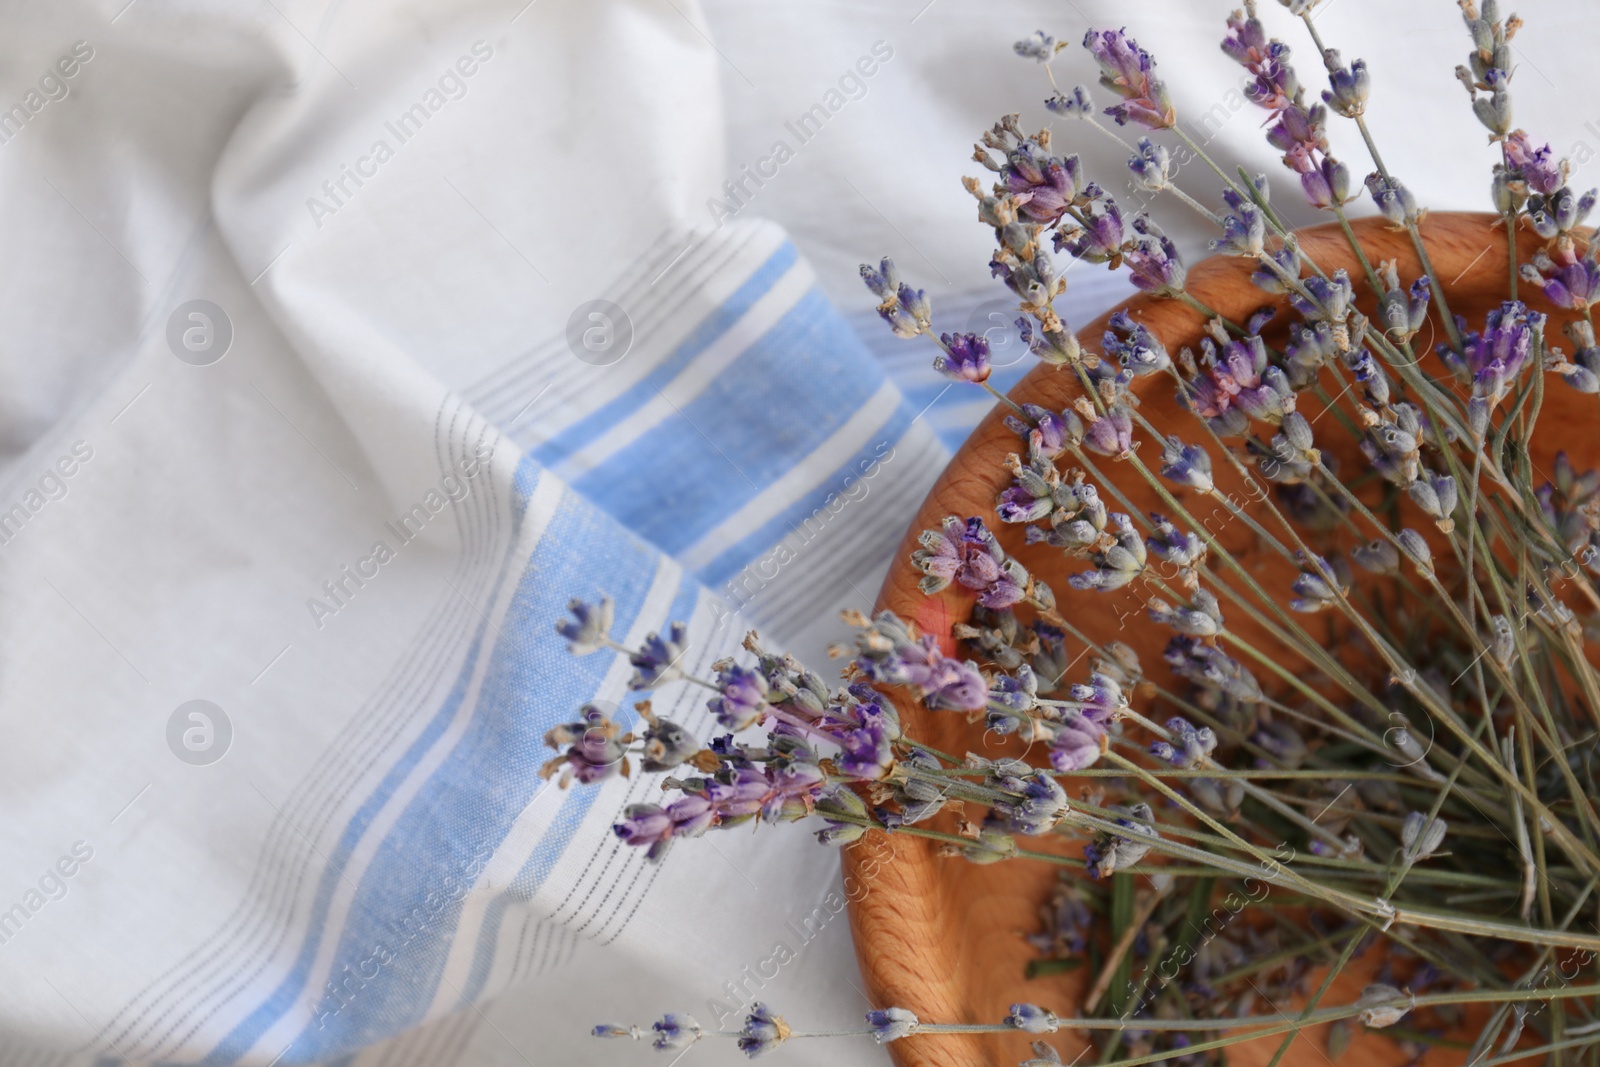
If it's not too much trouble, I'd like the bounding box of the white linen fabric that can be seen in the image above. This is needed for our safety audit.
[0,0,1585,1065]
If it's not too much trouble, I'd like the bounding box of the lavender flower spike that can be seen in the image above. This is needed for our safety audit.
[1160,436,1214,492]
[1443,299,1545,408]
[1103,310,1170,375]
[629,621,690,689]
[934,332,993,383]
[1049,721,1104,771]
[1083,28,1175,130]
[1007,1003,1062,1034]
[1124,216,1186,294]
[1046,84,1095,117]
[1522,248,1600,311]
[737,1003,791,1058]
[867,1007,920,1043]
[651,1014,702,1051]
[708,663,771,731]
[1014,30,1056,63]
[1321,51,1370,117]
[556,596,614,655]
[912,516,1026,608]
[860,257,923,338]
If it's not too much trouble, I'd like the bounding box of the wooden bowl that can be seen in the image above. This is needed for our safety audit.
[848,212,1597,1067]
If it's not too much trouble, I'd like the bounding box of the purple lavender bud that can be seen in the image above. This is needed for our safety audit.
[1124,218,1186,293]
[1104,310,1170,375]
[1321,51,1370,116]
[651,1014,702,1051]
[1082,406,1134,457]
[892,634,989,711]
[1523,249,1600,310]
[991,134,1084,226]
[897,282,932,325]
[1243,46,1299,113]
[1049,722,1103,771]
[1014,30,1056,62]
[737,1004,791,1058]
[1159,436,1214,493]
[593,1023,638,1039]
[867,1008,920,1044]
[614,803,674,857]
[630,622,689,689]
[1505,131,1563,196]
[997,458,1057,524]
[556,596,615,655]
[706,766,772,819]
[1266,102,1328,166]
[1067,513,1147,592]
[1251,246,1301,293]
[1300,156,1352,209]
[1046,84,1096,116]
[1289,553,1347,612]
[1127,137,1171,192]
[987,663,1039,718]
[1365,172,1417,225]
[667,793,717,838]
[935,332,993,383]
[1561,331,1600,395]
[1352,538,1400,574]
[1401,811,1448,861]
[1211,202,1266,257]
[1408,273,1433,331]
[1291,270,1354,323]
[1345,347,1392,406]
[1083,28,1175,130]
[1397,528,1433,570]
[1007,1003,1062,1034]
[1067,671,1126,725]
[1221,9,1268,65]
[1161,716,1218,766]
[1234,366,1294,425]
[641,718,699,771]
[710,662,771,729]
[1146,513,1204,568]
[998,771,1069,835]
[1408,474,1458,524]
[1450,300,1545,407]
[1145,598,1216,639]
[859,257,900,299]
[1058,198,1125,263]
[835,711,895,780]
[1528,186,1597,239]
[544,702,627,784]
[1007,401,1080,461]
[1165,636,1264,704]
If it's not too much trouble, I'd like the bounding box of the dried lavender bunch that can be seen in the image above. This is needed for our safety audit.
[555,2,1600,1062]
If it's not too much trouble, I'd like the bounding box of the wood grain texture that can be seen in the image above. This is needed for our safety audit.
[845,213,1598,1067]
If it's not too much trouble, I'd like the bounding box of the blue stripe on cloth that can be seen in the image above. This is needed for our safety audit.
[284,498,681,1060]
[451,580,704,1010]
[531,241,799,470]
[697,404,909,589]
[573,287,884,558]
[204,468,666,1064]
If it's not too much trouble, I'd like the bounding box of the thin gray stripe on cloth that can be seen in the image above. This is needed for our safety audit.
[463,224,772,437]
[99,408,517,1060]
